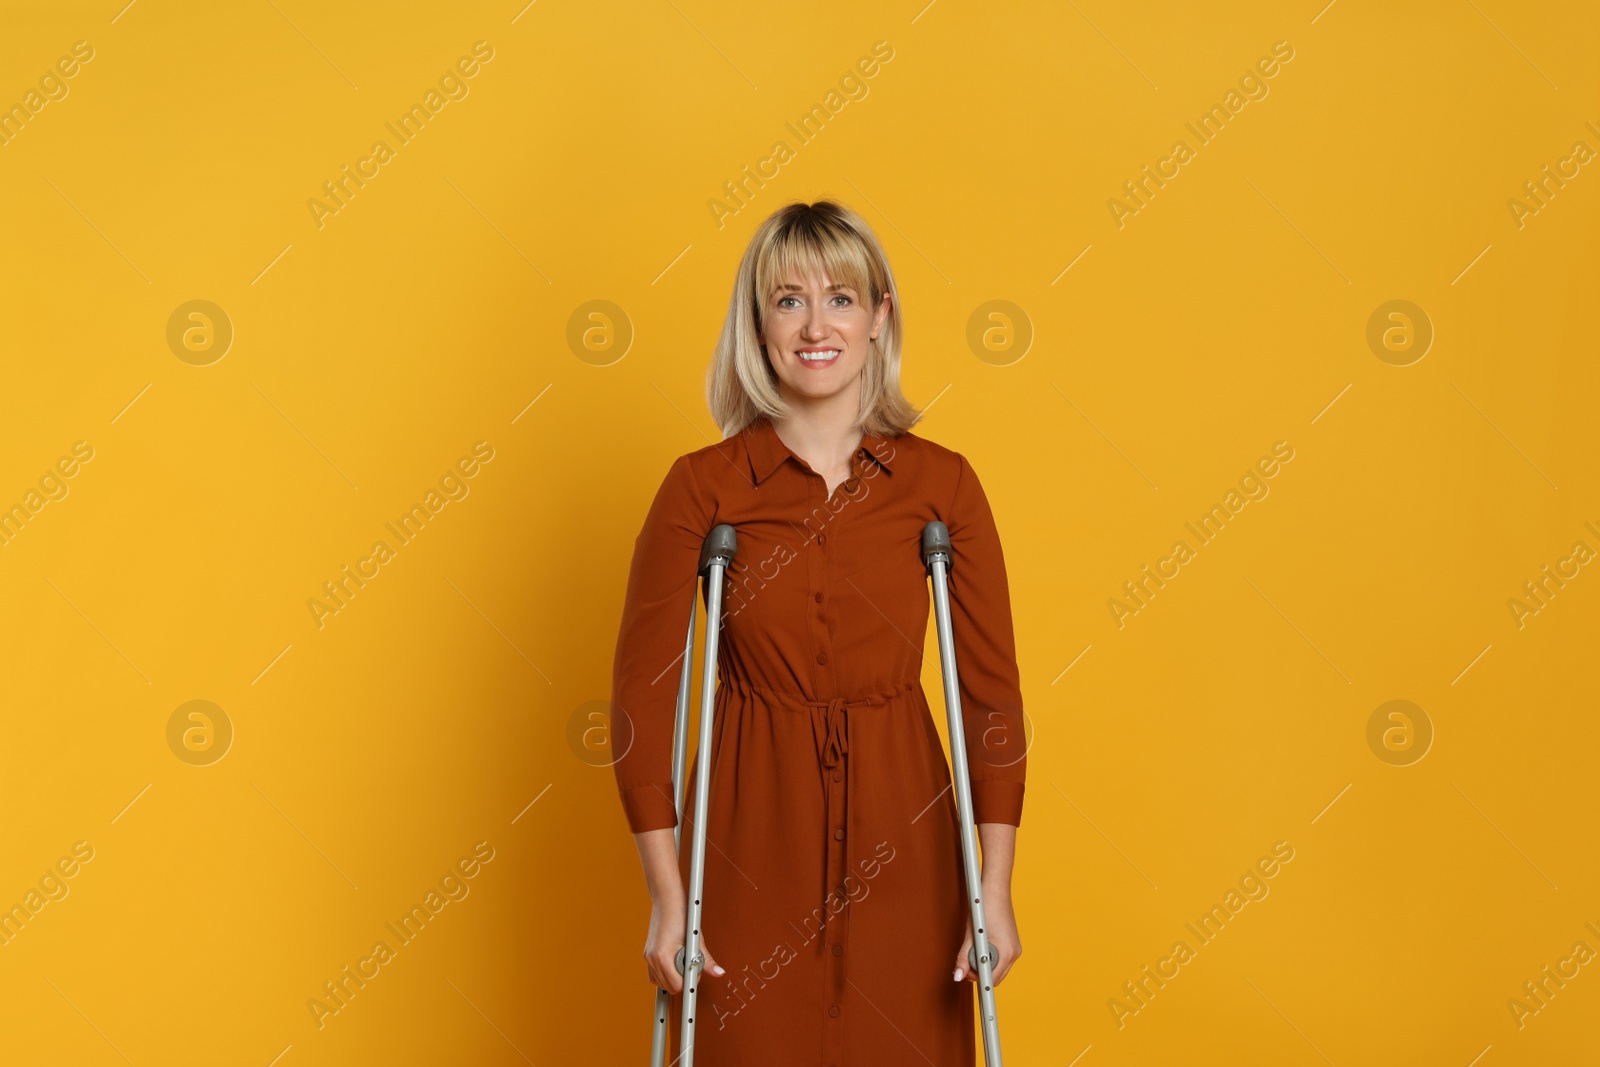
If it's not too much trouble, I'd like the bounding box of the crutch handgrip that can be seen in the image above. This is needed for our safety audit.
[921,520,953,573]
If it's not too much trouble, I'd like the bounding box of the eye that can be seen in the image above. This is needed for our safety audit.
[830,294,854,307]
[777,295,801,309]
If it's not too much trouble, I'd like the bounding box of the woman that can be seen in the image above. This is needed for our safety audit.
[611,199,1026,1065]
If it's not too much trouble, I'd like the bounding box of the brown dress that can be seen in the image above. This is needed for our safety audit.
[611,414,1027,1066]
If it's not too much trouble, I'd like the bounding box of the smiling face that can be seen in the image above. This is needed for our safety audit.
[757,273,890,407]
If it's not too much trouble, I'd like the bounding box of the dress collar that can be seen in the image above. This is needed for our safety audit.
[741,415,896,486]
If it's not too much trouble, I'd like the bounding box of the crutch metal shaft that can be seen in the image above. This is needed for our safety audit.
[649,583,699,1067]
[651,524,736,1067]
[922,519,1004,1065]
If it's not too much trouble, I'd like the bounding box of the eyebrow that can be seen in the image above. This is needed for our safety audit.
[774,282,857,292]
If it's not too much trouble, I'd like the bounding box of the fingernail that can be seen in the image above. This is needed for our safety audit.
[953,969,962,981]
[712,965,725,975]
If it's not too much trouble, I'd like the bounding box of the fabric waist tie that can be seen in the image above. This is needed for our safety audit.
[799,688,907,928]
[716,676,920,915]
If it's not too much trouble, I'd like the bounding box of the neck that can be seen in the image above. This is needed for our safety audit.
[771,385,865,472]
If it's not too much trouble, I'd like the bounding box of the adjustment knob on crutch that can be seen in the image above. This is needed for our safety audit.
[922,519,1005,1066]
[648,524,737,1067]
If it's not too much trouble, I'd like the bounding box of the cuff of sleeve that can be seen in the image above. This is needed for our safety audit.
[969,778,1024,828]
[619,783,680,834]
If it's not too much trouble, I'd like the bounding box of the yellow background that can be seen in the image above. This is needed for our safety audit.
[2,0,1597,1063]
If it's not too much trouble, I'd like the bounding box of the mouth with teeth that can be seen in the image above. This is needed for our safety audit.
[795,347,842,367]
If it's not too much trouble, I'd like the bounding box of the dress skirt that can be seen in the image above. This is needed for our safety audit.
[666,673,976,1067]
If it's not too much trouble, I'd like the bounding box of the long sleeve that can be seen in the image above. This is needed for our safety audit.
[611,453,712,834]
[944,452,1027,827]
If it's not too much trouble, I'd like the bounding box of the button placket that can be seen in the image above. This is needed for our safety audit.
[801,448,873,1058]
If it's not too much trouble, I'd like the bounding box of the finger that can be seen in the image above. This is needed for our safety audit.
[654,952,683,994]
[701,940,726,978]
[992,942,1019,984]
[954,934,973,982]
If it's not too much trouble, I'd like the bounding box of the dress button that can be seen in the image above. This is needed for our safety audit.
[818,534,826,545]
[829,1005,840,1017]
[833,828,844,840]
[832,770,841,782]
[814,592,823,603]
[832,943,843,956]
[816,652,827,665]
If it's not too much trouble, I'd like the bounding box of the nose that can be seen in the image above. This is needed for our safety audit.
[800,302,830,341]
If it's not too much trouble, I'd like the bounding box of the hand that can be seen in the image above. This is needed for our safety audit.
[954,884,1020,986]
[644,895,725,994]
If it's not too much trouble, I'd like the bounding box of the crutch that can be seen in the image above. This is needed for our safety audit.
[922,519,1005,1065]
[649,524,737,1067]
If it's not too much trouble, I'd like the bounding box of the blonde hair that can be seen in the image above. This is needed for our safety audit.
[707,199,921,438]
